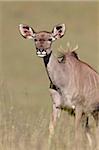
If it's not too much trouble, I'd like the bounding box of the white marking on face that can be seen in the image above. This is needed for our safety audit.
[42,51,46,55]
[37,54,46,57]
[37,51,46,57]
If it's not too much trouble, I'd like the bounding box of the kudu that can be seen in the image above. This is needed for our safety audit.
[19,24,99,148]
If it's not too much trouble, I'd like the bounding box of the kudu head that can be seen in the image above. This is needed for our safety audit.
[19,24,66,57]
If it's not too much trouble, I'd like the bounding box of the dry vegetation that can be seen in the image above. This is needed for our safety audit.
[0,1,99,150]
[0,80,99,150]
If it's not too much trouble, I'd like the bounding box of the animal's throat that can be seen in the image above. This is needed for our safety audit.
[43,51,52,67]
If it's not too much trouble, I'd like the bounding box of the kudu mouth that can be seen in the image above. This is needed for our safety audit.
[36,48,47,58]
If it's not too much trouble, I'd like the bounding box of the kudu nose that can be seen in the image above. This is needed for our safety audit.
[36,48,45,52]
[36,47,46,57]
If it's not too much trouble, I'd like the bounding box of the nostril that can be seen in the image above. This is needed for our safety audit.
[41,49,44,52]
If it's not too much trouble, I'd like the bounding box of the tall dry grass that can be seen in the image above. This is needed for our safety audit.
[0,1,99,150]
[0,80,99,150]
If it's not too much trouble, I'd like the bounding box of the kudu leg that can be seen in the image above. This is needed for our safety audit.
[49,104,61,138]
[92,111,98,127]
[85,117,93,148]
[75,106,83,150]
[84,116,91,142]
[92,111,99,150]
[81,114,93,148]
[48,89,61,148]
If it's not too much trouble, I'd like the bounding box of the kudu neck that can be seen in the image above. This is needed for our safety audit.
[43,51,52,67]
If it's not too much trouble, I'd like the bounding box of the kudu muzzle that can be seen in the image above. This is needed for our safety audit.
[36,47,47,57]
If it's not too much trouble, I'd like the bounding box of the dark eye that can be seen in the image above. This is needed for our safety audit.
[34,39,37,42]
[48,38,52,41]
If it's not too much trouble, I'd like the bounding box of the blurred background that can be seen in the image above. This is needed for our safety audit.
[0,1,99,150]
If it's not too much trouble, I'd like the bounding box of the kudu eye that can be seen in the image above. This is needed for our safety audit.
[48,38,52,42]
[34,38,37,42]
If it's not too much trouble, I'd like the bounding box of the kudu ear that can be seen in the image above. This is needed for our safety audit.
[19,24,35,39]
[52,24,66,40]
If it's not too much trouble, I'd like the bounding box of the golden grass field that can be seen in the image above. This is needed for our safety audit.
[0,1,99,150]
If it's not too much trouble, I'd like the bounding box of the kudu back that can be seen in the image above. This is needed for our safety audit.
[19,24,99,148]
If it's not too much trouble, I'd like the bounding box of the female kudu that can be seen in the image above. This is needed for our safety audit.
[19,24,99,149]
